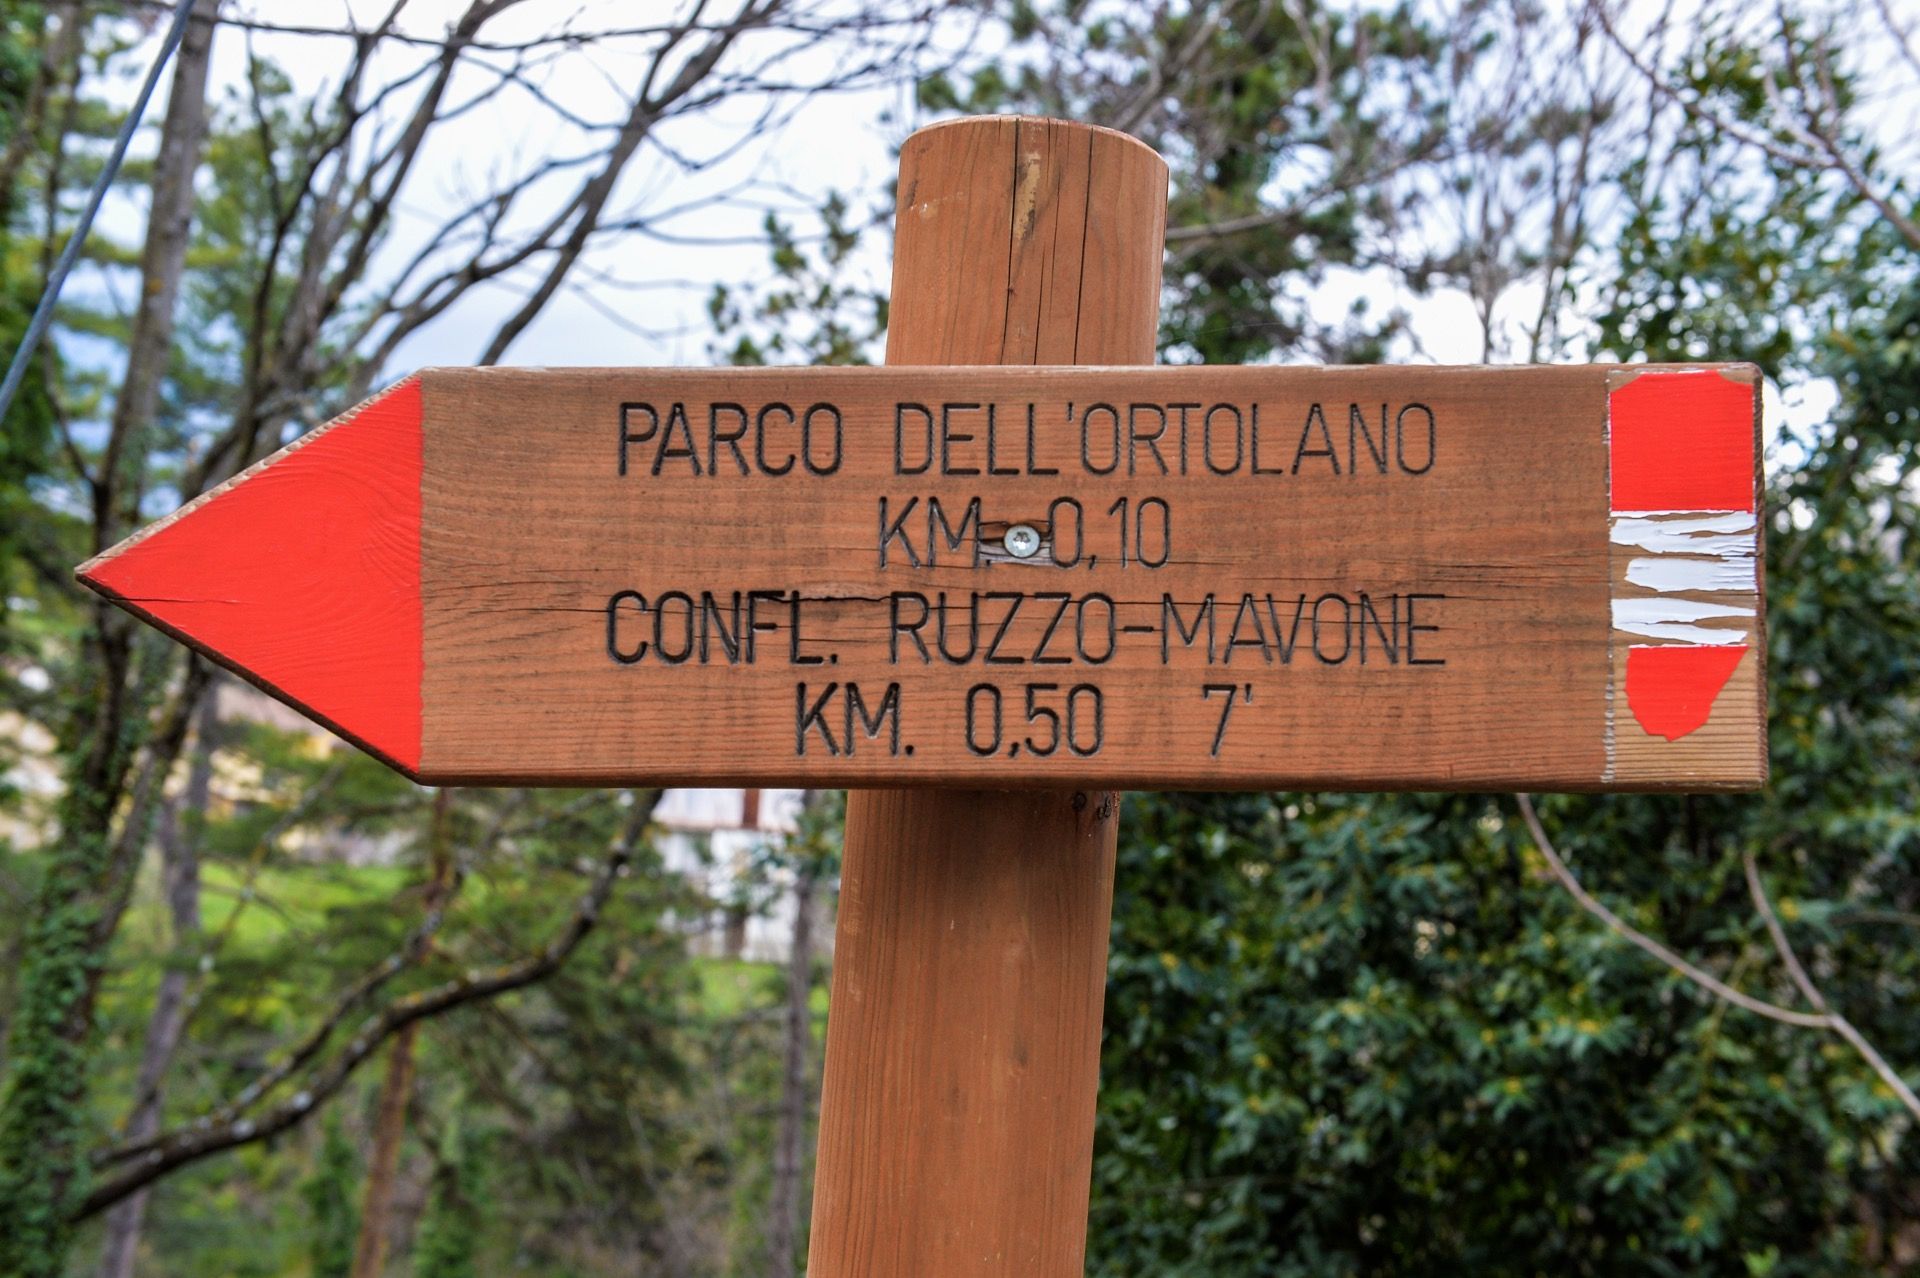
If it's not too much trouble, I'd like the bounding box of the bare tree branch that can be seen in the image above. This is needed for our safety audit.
[1741,848,1827,1012]
[0,2,85,238]
[476,0,772,364]
[1794,26,1920,251]
[1514,795,1829,1028]
[1590,0,1823,167]
[1516,796,1920,1125]
[1742,849,1920,1120]
[120,0,926,51]
[1590,0,1920,252]
[96,789,527,1171]
[80,791,663,1217]
[1873,0,1920,82]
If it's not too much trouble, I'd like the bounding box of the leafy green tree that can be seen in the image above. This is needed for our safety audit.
[708,194,885,368]
[923,0,1448,365]
[413,1115,487,1278]
[302,1117,359,1278]
[1083,8,1919,1275]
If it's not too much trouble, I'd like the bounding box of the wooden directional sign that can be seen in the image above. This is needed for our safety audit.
[78,362,1765,791]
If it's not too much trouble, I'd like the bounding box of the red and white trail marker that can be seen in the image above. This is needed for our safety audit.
[79,363,1766,791]
[1606,369,1764,767]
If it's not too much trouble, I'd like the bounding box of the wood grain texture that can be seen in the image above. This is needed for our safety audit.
[806,116,1159,1278]
[407,360,1763,791]
[810,788,1121,1275]
[77,356,1770,792]
[1604,367,1766,785]
[76,377,423,770]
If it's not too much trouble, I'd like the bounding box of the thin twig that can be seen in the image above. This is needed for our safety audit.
[1741,849,1826,1011]
[1743,848,1920,1120]
[80,792,662,1214]
[1516,796,1920,1124]
[1514,795,1828,1027]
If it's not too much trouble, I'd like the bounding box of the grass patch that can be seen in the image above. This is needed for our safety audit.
[198,861,413,948]
[687,956,830,1022]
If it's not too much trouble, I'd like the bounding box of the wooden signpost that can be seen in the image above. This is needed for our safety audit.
[76,360,1767,791]
[79,116,1766,1274]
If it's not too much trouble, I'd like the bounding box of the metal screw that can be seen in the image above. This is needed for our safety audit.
[1004,524,1042,559]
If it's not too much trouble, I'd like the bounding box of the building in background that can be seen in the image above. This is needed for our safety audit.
[654,787,818,960]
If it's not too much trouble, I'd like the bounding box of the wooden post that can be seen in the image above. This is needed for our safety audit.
[806,117,1168,1275]
[76,104,1771,1269]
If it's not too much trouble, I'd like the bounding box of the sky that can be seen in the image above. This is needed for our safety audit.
[76,0,1894,452]
[137,0,1513,374]
[235,0,956,371]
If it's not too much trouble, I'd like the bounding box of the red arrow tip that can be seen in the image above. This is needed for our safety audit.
[79,377,424,773]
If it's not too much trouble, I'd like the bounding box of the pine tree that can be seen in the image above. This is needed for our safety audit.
[302,1117,359,1278]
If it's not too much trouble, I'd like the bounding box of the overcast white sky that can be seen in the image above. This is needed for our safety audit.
[81,0,1912,449]
[166,0,1513,372]
[249,0,942,370]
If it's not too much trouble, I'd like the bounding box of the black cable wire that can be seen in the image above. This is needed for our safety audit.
[0,0,202,426]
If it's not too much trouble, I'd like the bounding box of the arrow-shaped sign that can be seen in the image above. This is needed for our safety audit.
[84,376,425,769]
[80,363,1766,790]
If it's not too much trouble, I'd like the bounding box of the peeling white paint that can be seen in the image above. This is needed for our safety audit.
[1610,511,1756,555]
[1609,510,1758,524]
[1611,597,1754,644]
[1624,555,1756,593]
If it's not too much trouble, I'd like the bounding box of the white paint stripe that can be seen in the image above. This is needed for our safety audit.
[1613,597,1755,622]
[1610,512,1757,556]
[1614,619,1754,643]
[1610,529,1755,558]
[1625,555,1756,593]
[1627,642,1746,652]
[1611,510,1757,523]
[1611,597,1753,643]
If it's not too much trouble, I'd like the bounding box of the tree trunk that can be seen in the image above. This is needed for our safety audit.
[93,692,218,1278]
[348,1026,418,1278]
[0,1,84,229]
[767,828,819,1278]
[95,0,222,547]
[0,7,220,1270]
[350,790,456,1277]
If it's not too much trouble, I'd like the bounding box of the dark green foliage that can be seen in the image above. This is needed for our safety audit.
[1086,16,1919,1274]
[0,844,98,1274]
[1095,789,1897,1275]
[414,1116,488,1278]
[0,0,58,650]
[0,4,39,129]
[923,0,1443,365]
[0,638,173,1275]
[0,252,57,640]
[0,9,83,1269]
[1089,215,1918,1270]
[302,1117,359,1278]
